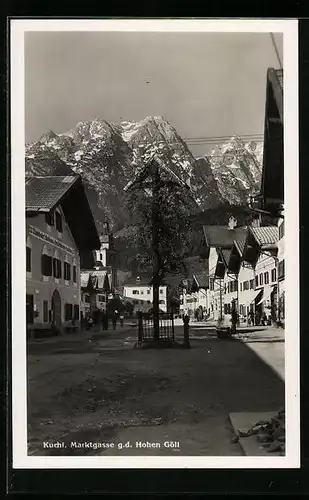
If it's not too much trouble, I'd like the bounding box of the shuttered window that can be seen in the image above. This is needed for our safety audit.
[64,262,71,281]
[42,254,52,276]
[264,272,269,285]
[55,212,63,233]
[73,265,77,283]
[53,258,62,278]
[271,268,277,282]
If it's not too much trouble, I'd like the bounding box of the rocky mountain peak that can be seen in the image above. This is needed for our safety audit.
[25,116,263,229]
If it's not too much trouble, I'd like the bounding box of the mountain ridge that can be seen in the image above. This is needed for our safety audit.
[25,116,263,230]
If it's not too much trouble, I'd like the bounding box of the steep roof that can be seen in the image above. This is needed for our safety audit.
[268,68,283,122]
[202,225,247,248]
[233,239,246,257]
[249,226,279,246]
[220,248,232,268]
[260,68,284,208]
[26,175,77,211]
[26,175,100,253]
[193,273,208,289]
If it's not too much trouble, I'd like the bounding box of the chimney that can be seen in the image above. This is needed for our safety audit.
[228,216,237,230]
[251,216,261,228]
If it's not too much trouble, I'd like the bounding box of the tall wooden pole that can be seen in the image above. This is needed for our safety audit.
[152,161,160,341]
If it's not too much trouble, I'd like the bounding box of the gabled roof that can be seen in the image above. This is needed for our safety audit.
[219,248,232,268]
[81,269,111,292]
[26,175,100,253]
[26,175,77,211]
[193,273,208,289]
[268,68,283,122]
[233,239,246,257]
[203,225,247,249]
[249,226,279,246]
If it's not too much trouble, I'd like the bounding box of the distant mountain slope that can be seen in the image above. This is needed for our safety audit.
[25,117,263,231]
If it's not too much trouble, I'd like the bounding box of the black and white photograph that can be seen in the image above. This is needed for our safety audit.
[10,19,299,468]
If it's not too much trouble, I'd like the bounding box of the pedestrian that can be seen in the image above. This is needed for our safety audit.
[86,314,93,330]
[119,313,124,328]
[112,310,118,330]
[231,309,238,335]
[101,310,106,331]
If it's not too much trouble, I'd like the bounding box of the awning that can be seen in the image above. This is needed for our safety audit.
[256,285,275,306]
[244,289,262,306]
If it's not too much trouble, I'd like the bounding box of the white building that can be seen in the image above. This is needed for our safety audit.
[25,175,100,337]
[123,277,168,312]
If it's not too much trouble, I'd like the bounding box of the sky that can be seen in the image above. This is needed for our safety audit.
[25,31,283,156]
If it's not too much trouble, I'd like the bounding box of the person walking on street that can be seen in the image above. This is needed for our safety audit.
[119,313,124,328]
[112,310,118,330]
[101,310,106,331]
[231,309,238,335]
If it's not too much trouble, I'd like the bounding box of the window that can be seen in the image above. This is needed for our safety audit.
[224,304,227,314]
[147,290,150,295]
[55,211,63,233]
[159,299,165,304]
[255,275,259,287]
[45,212,54,226]
[64,262,71,281]
[43,300,48,322]
[98,295,105,302]
[235,280,238,291]
[100,253,103,260]
[73,304,79,320]
[264,271,269,285]
[73,265,77,283]
[147,300,151,304]
[240,283,243,292]
[271,268,277,282]
[279,221,285,240]
[259,273,263,286]
[53,258,62,279]
[65,303,73,321]
[250,279,254,289]
[42,254,52,276]
[132,290,139,295]
[84,295,90,303]
[140,290,144,295]
[26,246,31,272]
[160,289,163,294]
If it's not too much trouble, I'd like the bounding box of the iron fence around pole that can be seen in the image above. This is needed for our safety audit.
[138,312,175,343]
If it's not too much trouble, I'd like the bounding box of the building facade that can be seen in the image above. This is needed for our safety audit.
[26,176,100,336]
[123,277,168,313]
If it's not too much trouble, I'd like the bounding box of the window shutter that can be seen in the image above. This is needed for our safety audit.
[73,265,77,283]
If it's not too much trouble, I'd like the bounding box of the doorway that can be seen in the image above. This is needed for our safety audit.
[26,294,34,324]
[51,289,62,329]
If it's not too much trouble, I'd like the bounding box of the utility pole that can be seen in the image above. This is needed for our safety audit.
[152,161,160,341]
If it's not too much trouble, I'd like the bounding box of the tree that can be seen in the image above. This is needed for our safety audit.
[124,155,195,340]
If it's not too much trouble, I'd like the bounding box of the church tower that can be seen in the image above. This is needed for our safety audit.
[95,221,113,268]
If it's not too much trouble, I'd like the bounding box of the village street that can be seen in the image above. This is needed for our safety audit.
[27,323,285,457]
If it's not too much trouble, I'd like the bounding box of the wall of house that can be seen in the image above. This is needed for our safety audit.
[238,263,255,318]
[26,206,81,330]
[123,284,167,312]
[277,216,285,320]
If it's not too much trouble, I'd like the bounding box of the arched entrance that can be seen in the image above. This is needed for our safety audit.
[51,289,62,330]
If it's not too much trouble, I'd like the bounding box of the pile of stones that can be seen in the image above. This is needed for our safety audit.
[237,408,285,454]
